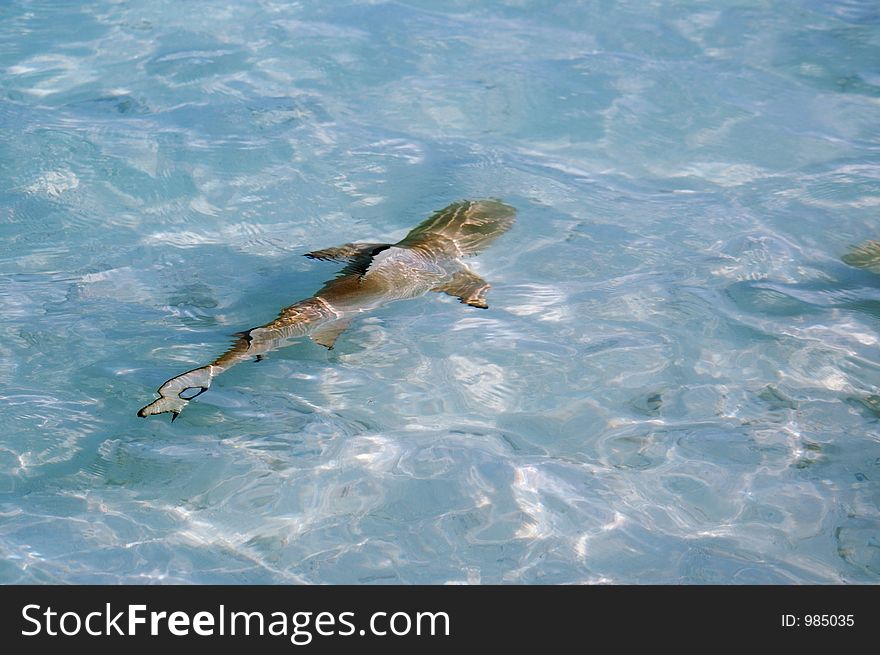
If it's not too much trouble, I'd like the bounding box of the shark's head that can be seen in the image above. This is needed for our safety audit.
[396,199,516,257]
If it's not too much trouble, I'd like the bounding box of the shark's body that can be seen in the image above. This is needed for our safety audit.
[843,240,880,274]
[138,199,515,420]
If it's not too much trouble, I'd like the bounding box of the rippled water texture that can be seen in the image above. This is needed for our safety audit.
[2,1,879,583]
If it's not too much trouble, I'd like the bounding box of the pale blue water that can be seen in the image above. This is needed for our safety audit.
[1,0,879,584]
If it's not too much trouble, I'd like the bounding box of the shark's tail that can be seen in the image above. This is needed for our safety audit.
[398,199,516,256]
[137,365,215,422]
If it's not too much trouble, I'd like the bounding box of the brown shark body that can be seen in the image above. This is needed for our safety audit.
[843,240,880,274]
[137,199,516,421]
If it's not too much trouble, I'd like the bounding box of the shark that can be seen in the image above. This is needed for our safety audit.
[843,240,880,275]
[138,199,516,421]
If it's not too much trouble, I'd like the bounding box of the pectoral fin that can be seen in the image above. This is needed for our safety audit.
[432,269,491,309]
[310,318,353,350]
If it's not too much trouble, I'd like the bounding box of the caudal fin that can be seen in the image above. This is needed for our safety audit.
[137,365,214,421]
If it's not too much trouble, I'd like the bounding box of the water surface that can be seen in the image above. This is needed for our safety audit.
[1,0,879,583]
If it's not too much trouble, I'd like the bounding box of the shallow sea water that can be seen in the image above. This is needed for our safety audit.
[1,0,879,584]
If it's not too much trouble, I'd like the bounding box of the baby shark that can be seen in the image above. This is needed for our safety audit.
[138,199,516,421]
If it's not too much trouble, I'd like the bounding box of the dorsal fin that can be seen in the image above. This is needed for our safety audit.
[305,242,392,279]
[232,329,254,345]
[305,242,390,264]
[336,248,390,278]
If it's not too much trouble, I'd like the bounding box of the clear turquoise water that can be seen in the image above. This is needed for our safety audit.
[1,0,879,584]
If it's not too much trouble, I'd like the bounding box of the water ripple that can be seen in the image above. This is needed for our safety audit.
[1,0,879,584]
